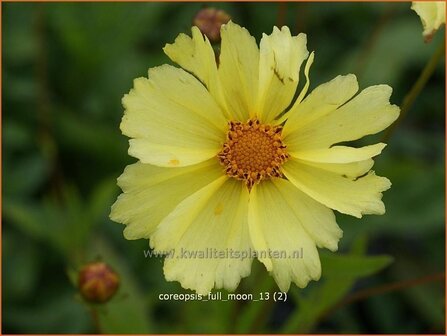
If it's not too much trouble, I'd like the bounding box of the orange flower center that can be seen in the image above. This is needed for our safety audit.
[218,119,289,188]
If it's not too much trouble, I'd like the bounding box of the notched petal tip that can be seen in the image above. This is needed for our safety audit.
[342,73,358,85]
[356,172,391,218]
[319,228,343,252]
[219,19,233,32]
[163,32,190,52]
[109,200,121,223]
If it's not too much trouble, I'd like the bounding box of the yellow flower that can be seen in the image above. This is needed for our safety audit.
[411,1,446,42]
[111,22,400,294]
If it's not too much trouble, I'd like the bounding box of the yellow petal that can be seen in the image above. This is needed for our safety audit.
[412,1,446,40]
[283,159,391,218]
[284,85,400,151]
[282,74,358,137]
[303,159,375,179]
[148,65,226,130]
[121,65,226,167]
[292,51,314,109]
[257,27,309,123]
[151,177,252,295]
[128,141,218,168]
[218,21,259,121]
[272,179,343,252]
[110,159,223,240]
[248,180,321,291]
[290,143,386,163]
[163,26,225,107]
[274,51,315,125]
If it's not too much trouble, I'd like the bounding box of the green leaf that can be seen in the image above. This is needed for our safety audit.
[2,232,41,302]
[3,153,50,198]
[321,253,394,278]
[4,292,90,333]
[88,178,119,225]
[282,241,393,333]
[284,279,355,333]
[3,200,47,240]
[234,265,275,333]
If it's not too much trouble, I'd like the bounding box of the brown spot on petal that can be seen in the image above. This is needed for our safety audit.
[214,202,224,215]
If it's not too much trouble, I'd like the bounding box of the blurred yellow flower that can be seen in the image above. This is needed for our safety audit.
[411,1,446,41]
[110,22,399,294]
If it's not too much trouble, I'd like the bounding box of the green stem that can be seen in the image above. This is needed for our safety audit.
[319,271,445,323]
[248,281,276,333]
[382,41,445,142]
[90,307,102,333]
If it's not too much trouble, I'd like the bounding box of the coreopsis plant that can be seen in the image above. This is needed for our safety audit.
[110,22,400,294]
[411,1,446,42]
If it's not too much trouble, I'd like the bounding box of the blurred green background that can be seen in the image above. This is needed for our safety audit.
[2,2,445,334]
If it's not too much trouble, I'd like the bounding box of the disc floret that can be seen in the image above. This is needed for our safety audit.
[218,119,289,188]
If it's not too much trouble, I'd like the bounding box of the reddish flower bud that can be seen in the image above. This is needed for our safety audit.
[78,262,120,303]
[193,8,231,43]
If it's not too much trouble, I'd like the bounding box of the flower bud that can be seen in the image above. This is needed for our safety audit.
[78,262,120,303]
[193,8,231,43]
